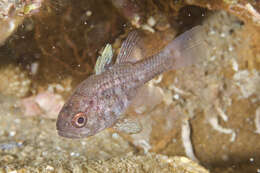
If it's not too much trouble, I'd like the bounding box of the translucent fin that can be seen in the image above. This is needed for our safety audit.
[94,44,113,75]
[161,25,208,69]
[126,88,138,101]
[116,31,140,64]
[113,118,142,134]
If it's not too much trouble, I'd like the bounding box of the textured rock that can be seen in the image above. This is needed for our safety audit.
[0,64,31,97]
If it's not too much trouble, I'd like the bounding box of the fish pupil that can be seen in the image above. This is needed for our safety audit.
[77,117,84,124]
[72,112,87,128]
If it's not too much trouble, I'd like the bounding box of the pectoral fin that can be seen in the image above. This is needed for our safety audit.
[113,117,142,134]
[94,44,113,75]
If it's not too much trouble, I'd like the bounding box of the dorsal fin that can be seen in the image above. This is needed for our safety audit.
[94,44,113,75]
[116,31,140,64]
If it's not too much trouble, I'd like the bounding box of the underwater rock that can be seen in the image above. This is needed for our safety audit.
[1,152,210,173]
[0,15,24,46]
[0,64,31,97]
[20,91,64,119]
[184,0,260,27]
[0,0,43,45]
[81,154,209,173]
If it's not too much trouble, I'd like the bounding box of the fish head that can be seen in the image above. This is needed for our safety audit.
[56,88,106,139]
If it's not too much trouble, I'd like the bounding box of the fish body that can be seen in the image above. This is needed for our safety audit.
[56,26,207,138]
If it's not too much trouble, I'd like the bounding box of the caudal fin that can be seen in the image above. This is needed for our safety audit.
[162,25,208,70]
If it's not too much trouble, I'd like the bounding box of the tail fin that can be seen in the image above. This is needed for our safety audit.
[162,26,208,70]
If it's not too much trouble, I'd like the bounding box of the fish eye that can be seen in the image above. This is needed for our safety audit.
[72,112,87,128]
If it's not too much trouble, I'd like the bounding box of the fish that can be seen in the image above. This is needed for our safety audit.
[56,26,207,138]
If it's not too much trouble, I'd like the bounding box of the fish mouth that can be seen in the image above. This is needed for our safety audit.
[57,130,84,139]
